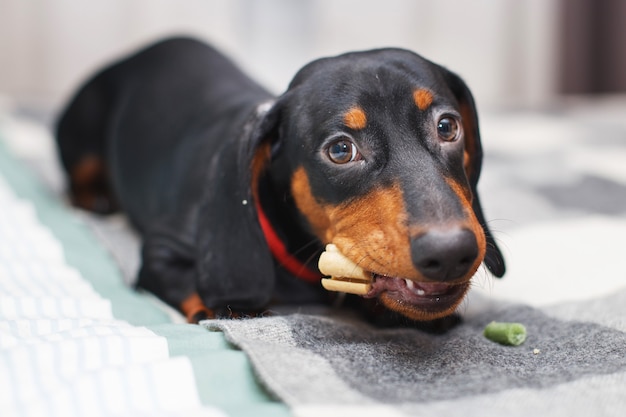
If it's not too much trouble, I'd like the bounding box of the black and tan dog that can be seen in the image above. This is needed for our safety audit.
[56,37,505,324]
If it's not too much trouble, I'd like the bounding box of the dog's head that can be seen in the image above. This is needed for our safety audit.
[199,48,505,319]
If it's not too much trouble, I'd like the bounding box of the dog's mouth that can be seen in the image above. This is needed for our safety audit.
[363,275,470,320]
[318,243,471,320]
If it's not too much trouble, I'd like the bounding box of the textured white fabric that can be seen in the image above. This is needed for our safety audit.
[0,175,224,417]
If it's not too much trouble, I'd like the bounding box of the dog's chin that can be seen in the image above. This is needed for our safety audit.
[363,276,470,321]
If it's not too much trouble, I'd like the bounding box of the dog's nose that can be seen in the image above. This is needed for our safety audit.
[411,228,478,282]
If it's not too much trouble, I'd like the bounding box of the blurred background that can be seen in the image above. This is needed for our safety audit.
[1,0,625,114]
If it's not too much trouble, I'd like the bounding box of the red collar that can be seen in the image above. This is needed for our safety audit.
[255,199,321,284]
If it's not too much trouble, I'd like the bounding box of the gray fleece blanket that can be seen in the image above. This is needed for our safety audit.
[205,290,626,417]
[204,105,626,417]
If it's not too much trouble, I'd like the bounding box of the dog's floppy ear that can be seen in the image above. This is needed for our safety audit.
[441,69,506,277]
[194,99,282,309]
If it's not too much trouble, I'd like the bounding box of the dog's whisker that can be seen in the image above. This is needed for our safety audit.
[302,248,324,271]
[470,264,494,292]
[291,237,324,258]
[485,217,516,227]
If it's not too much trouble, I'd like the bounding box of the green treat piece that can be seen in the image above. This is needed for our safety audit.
[483,321,527,346]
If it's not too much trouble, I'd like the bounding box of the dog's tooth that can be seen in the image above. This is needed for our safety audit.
[405,279,427,296]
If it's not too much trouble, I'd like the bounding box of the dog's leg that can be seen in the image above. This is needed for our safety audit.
[136,233,213,323]
[56,72,118,214]
[67,154,118,214]
[179,292,216,323]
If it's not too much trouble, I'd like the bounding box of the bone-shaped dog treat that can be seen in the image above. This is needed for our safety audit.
[319,244,373,295]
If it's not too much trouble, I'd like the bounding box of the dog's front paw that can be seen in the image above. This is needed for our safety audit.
[210,307,271,320]
[180,293,270,323]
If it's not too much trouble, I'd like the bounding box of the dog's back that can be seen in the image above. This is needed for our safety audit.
[56,37,271,230]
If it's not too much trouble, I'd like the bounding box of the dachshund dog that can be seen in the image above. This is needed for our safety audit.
[56,37,505,325]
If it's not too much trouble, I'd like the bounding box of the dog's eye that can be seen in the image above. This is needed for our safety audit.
[327,139,360,164]
[437,116,461,141]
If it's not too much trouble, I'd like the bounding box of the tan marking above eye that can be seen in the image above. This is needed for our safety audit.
[413,88,434,111]
[343,106,368,130]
